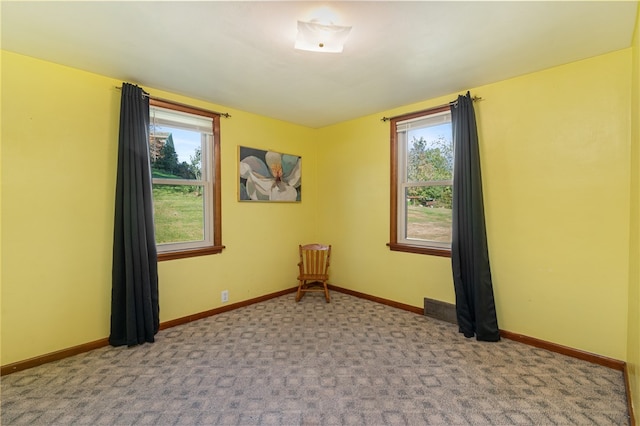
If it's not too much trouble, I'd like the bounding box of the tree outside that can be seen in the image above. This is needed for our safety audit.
[406,135,453,209]
[151,133,201,181]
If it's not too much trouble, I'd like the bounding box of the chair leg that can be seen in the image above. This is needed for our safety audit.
[296,280,303,302]
[324,281,330,303]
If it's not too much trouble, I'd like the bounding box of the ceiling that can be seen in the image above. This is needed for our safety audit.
[2,1,637,128]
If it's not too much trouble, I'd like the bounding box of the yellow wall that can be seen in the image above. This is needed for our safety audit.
[627,3,640,417]
[0,31,4,368]
[316,50,632,361]
[1,51,318,365]
[0,45,634,369]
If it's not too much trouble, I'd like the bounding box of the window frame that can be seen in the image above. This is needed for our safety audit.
[149,98,224,261]
[388,105,452,258]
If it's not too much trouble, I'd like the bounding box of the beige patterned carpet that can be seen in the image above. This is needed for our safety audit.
[1,292,629,425]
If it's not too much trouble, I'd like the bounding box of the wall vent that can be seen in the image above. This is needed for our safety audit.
[423,298,457,324]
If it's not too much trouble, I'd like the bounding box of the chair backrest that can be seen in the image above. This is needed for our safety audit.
[299,244,331,276]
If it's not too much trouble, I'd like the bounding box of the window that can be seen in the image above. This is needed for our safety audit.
[149,98,223,260]
[389,105,453,257]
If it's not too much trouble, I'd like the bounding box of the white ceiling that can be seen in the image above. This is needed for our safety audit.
[2,1,637,128]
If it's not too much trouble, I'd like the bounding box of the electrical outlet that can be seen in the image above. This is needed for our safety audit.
[221,290,229,303]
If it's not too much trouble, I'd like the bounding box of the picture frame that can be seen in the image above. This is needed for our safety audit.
[238,146,301,202]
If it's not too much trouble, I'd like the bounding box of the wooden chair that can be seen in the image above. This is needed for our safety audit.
[296,243,331,303]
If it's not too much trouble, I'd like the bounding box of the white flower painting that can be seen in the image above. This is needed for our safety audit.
[239,147,301,202]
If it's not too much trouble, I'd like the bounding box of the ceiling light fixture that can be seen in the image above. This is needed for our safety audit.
[294,20,352,53]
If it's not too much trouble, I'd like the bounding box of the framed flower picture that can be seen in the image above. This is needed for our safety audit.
[238,146,301,202]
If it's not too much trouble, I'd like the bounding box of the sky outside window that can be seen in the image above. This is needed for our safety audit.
[156,126,201,163]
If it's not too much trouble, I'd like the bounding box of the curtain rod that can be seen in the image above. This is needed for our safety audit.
[115,86,231,119]
[380,96,482,122]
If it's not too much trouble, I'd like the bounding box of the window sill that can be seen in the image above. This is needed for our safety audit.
[387,242,451,258]
[158,245,225,261]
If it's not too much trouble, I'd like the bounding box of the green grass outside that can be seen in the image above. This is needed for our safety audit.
[151,191,450,244]
[152,169,179,179]
[153,185,203,244]
[406,204,452,242]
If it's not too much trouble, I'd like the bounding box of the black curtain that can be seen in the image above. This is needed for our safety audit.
[110,83,159,347]
[451,92,500,342]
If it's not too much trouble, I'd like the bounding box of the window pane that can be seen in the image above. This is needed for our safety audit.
[149,99,222,259]
[405,186,452,242]
[150,126,203,181]
[406,123,453,182]
[153,184,204,244]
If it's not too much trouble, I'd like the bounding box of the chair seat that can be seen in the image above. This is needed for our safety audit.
[297,274,328,281]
